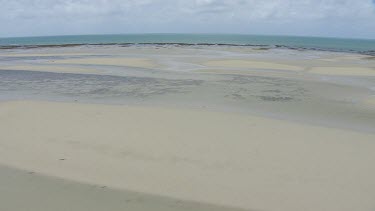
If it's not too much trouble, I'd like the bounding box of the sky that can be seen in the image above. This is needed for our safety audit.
[0,0,375,39]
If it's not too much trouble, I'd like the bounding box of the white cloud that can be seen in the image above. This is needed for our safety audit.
[0,0,374,38]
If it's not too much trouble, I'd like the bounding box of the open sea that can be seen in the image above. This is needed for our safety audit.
[0,34,374,55]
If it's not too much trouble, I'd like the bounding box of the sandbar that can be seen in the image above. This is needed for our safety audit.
[203,59,302,71]
[53,57,158,69]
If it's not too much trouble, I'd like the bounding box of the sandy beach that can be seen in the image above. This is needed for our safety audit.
[202,59,302,71]
[1,65,99,74]
[52,57,159,69]
[1,100,375,211]
[0,165,247,211]
[0,45,375,211]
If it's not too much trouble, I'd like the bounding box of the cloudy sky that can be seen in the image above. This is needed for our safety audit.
[0,0,375,38]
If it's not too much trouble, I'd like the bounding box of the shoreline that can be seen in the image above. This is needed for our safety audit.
[1,42,375,56]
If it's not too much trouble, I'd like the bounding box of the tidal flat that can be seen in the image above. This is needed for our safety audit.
[1,45,374,132]
[0,45,375,211]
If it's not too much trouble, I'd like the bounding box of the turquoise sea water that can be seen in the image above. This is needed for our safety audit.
[0,34,375,54]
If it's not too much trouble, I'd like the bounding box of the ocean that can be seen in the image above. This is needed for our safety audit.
[0,34,374,55]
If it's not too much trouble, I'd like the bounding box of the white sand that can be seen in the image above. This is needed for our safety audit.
[0,65,98,74]
[203,60,302,71]
[53,58,158,69]
[194,68,298,79]
[310,67,375,76]
[201,60,375,77]
[1,53,97,57]
[363,96,375,108]
[0,101,374,211]
[0,165,243,211]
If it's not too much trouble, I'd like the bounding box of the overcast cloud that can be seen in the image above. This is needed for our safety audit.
[0,0,374,38]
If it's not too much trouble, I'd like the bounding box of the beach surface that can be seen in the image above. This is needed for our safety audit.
[1,101,375,211]
[0,45,375,211]
[0,164,246,211]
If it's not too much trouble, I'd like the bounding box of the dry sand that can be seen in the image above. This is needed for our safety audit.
[52,57,158,69]
[0,65,99,74]
[203,60,302,71]
[0,53,98,57]
[0,165,245,211]
[363,96,375,108]
[1,101,375,211]
[309,67,375,76]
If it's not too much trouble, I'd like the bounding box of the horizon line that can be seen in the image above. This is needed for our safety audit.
[1,33,375,41]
